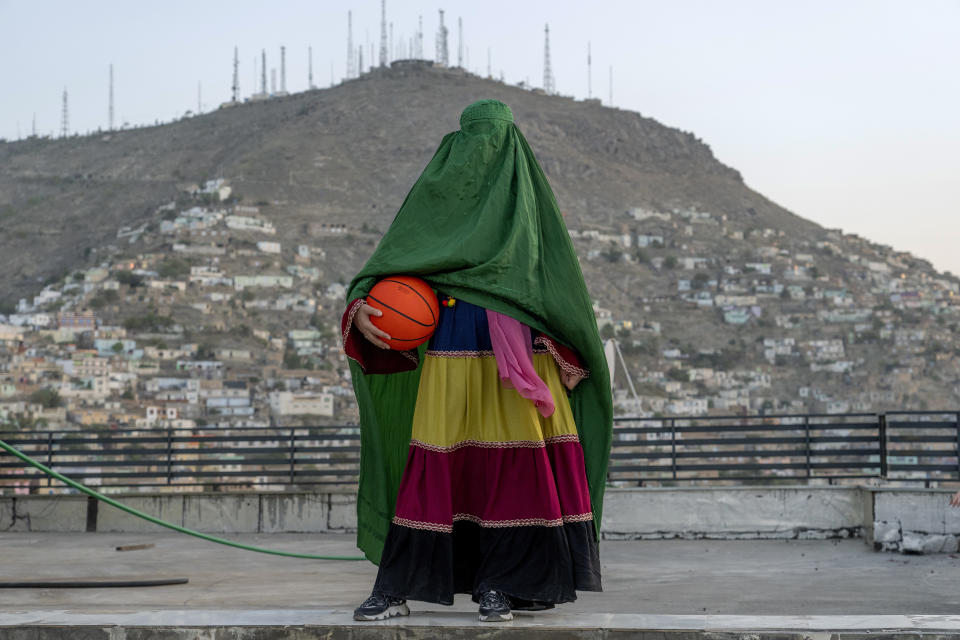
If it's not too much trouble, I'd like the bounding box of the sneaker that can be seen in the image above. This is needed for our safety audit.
[352,591,410,621]
[478,590,513,622]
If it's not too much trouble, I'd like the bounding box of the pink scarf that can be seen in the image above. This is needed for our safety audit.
[486,309,555,417]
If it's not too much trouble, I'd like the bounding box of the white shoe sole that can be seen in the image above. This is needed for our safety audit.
[479,610,514,622]
[353,603,410,621]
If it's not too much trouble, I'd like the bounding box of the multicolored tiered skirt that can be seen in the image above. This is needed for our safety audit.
[373,299,601,606]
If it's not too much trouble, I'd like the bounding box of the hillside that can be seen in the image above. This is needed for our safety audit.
[1,62,958,423]
[0,63,813,302]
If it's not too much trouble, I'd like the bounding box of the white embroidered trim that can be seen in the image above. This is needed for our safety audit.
[392,512,594,532]
[453,513,564,528]
[409,434,581,453]
[562,512,595,523]
[534,336,590,379]
[392,516,452,533]
[425,349,496,358]
[342,298,365,348]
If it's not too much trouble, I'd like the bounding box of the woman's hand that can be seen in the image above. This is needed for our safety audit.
[950,490,960,508]
[355,303,392,349]
[560,370,584,391]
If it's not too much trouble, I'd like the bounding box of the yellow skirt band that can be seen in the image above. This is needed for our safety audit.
[410,352,579,448]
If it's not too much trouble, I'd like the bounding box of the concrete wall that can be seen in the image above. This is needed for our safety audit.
[601,486,863,540]
[2,486,959,553]
[866,488,960,554]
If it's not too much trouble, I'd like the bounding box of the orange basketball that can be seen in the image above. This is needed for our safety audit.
[366,276,440,350]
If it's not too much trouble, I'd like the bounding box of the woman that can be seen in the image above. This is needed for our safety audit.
[341,99,612,622]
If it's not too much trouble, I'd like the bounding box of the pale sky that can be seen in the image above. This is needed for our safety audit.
[2,0,958,276]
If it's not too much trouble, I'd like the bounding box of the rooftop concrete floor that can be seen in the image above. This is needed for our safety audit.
[1,532,959,635]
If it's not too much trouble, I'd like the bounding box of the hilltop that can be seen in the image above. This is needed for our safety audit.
[0,63,812,302]
[0,62,958,426]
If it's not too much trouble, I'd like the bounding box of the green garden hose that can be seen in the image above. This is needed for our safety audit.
[0,438,365,561]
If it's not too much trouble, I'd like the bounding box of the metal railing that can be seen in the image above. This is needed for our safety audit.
[1,411,958,494]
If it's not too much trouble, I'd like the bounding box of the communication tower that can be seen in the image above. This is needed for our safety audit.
[458,17,463,67]
[609,65,613,106]
[587,42,592,99]
[261,49,267,94]
[435,10,448,66]
[379,0,387,67]
[231,48,240,102]
[308,46,314,89]
[347,11,355,79]
[271,68,276,94]
[280,46,287,93]
[109,64,115,130]
[60,88,69,138]
[415,15,424,58]
[543,24,554,95]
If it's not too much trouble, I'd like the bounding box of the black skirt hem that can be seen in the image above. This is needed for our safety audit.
[373,519,601,606]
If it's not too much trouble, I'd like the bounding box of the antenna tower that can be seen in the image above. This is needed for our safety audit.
[389,23,394,63]
[109,64,115,130]
[543,24,554,95]
[308,46,314,88]
[32,113,37,137]
[436,10,448,66]
[347,11,355,78]
[587,42,592,99]
[280,46,286,92]
[60,88,69,138]
[261,49,267,93]
[458,17,463,67]
[379,0,387,67]
[271,68,276,94]
[232,47,239,102]
[609,65,613,105]
[416,15,423,58]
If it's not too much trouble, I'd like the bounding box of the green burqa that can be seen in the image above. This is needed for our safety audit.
[347,99,613,564]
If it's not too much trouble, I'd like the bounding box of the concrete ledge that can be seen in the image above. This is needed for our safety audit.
[2,610,960,638]
[869,488,960,554]
[602,486,862,540]
[98,495,183,533]
[3,486,960,553]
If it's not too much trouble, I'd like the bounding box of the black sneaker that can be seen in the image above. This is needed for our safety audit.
[352,591,410,621]
[478,590,513,622]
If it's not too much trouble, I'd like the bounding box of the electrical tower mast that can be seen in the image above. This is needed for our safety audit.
[609,65,613,106]
[458,17,463,67]
[347,11,355,79]
[261,49,267,93]
[379,0,387,67]
[308,46,314,89]
[280,46,287,92]
[436,10,448,67]
[108,64,114,130]
[416,15,423,58]
[587,42,592,99]
[232,47,239,102]
[543,24,554,95]
[60,88,68,138]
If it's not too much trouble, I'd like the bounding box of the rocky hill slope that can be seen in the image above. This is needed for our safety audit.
[1,63,958,416]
